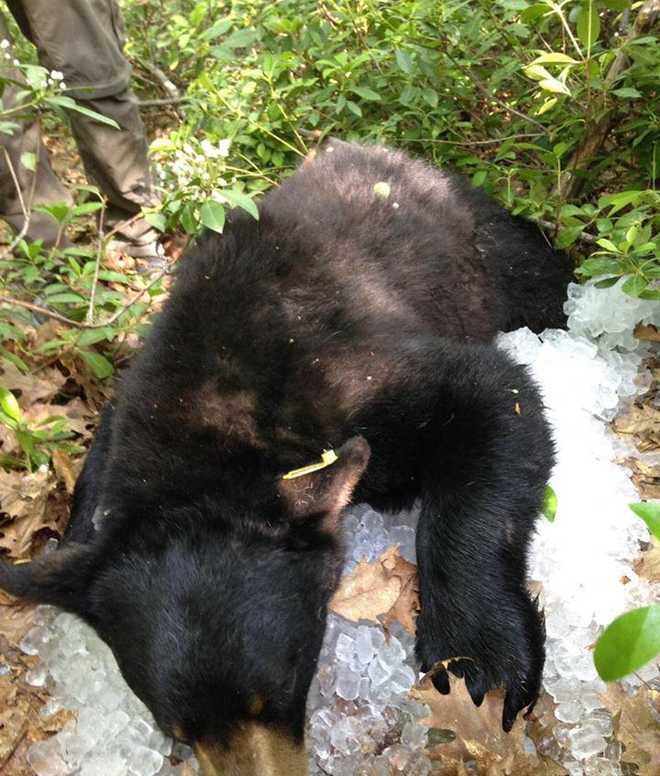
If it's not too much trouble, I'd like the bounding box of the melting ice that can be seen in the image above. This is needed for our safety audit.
[20,279,660,775]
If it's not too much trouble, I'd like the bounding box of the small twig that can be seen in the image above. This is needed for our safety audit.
[546,1,585,60]
[136,59,180,100]
[0,265,170,330]
[104,212,143,242]
[86,202,106,324]
[536,218,598,244]
[436,45,548,132]
[408,132,544,146]
[2,147,27,226]
[138,96,190,108]
[3,144,39,254]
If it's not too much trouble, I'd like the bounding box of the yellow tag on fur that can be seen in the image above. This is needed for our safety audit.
[282,449,339,479]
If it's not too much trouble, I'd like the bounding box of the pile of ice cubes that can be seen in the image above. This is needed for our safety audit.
[19,278,660,776]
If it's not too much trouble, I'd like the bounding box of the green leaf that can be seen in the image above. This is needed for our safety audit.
[601,0,630,10]
[577,3,600,53]
[521,3,549,24]
[0,388,21,423]
[531,53,579,65]
[612,87,642,99]
[79,350,114,379]
[555,225,584,249]
[536,97,558,115]
[20,152,36,172]
[214,28,258,51]
[201,19,232,41]
[47,292,86,304]
[621,275,648,297]
[598,190,642,215]
[144,212,167,232]
[594,604,660,681]
[218,190,259,220]
[179,204,197,235]
[45,96,120,129]
[594,277,619,289]
[350,86,381,101]
[542,485,557,522]
[538,78,571,95]
[35,202,72,224]
[629,502,660,541]
[524,64,553,81]
[576,257,621,277]
[199,200,226,233]
[346,100,362,117]
[472,170,487,187]
[77,328,114,347]
[595,238,619,253]
[72,202,104,217]
[395,50,413,74]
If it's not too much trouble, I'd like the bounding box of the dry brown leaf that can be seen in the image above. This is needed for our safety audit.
[634,323,660,343]
[379,551,419,637]
[625,456,660,500]
[0,362,65,409]
[0,599,36,645]
[330,546,420,635]
[23,397,93,440]
[635,538,660,584]
[602,684,660,776]
[51,449,82,495]
[330,547,402,623]
[0,467,56,559]
[412,677,563,775]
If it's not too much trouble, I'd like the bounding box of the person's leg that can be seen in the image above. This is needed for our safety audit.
[18,0,161,257]
[0,11,73,247]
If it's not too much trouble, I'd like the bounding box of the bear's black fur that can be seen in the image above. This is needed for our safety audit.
[1,141,572,768]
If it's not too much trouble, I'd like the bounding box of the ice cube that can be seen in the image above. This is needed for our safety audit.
[336,633,356,664]
[27,739,68,776]
[335,666,361,701]
[127,745,164,776]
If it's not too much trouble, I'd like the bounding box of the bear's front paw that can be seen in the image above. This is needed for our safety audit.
[415,589,545,731]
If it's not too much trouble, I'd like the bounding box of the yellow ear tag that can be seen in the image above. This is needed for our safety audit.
[282,449,339,480]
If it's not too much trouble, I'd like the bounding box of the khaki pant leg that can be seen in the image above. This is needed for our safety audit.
[16,0,157,235]
[0,12,73,246]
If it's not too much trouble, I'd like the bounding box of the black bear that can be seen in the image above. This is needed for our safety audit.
[1,141,572,775]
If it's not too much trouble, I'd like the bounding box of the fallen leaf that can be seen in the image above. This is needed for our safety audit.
[634,323,660,343]
[602,684,660,776]
[625,456,660,500]
[0,467,56,559]
[51,449,81,495]
[634,539,660,584]
[412,676,564,775]
[0,599,36,645]
[330,547,402,623]
[379,551,419,637]
[0,362,65,409]
[330,546,420,635]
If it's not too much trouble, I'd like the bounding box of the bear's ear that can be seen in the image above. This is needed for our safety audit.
[0,542,97,618]
[278,436,370,531]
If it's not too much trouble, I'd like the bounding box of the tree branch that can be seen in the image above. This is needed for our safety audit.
[0,265,170,330]
[554,0,660,201]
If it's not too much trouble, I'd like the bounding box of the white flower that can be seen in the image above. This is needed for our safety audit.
[0,39,10,50]
[4,53,11,61]
[12,58,19,66]
[218,138,231,157]
[50,70,64,81]
[59,82,67,90]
